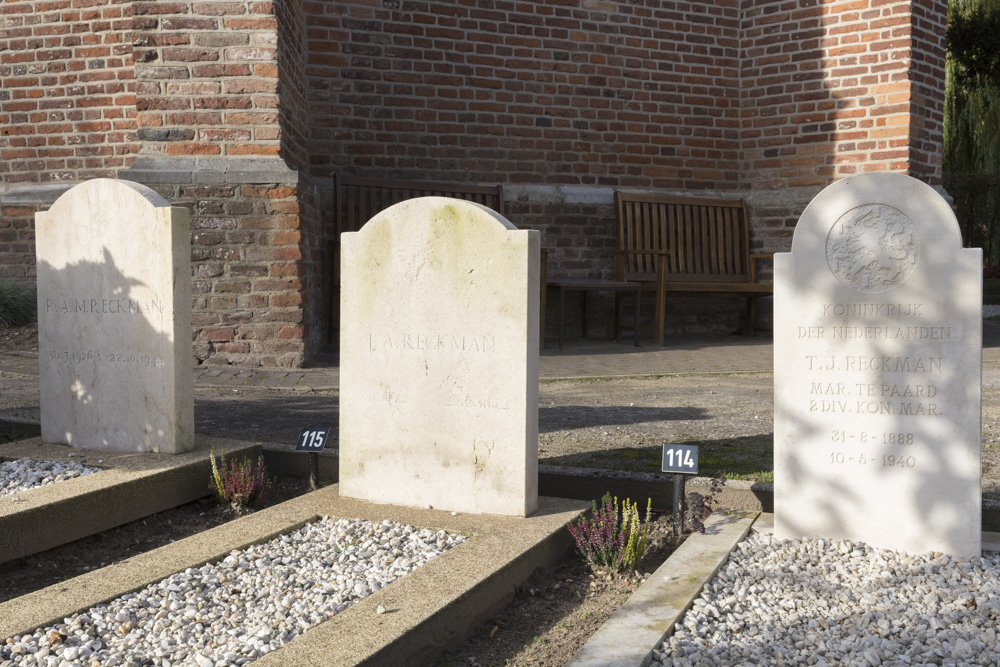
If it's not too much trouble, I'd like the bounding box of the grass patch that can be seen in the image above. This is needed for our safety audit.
[543,434,774,483]
[0,277,36,328]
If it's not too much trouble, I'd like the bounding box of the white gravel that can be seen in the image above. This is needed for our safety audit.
[653,532,1000,666]
[0,457,98,498]
[0,516,465,666]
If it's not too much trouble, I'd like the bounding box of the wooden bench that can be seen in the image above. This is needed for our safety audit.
[328,175,518,342]
[613,192,772,345]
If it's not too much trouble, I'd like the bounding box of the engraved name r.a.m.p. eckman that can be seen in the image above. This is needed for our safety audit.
[826,204,920,293]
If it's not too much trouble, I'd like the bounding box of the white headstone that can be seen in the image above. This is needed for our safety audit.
[339,197,540,516]
[774,173,982,557]
[35,179,194,454]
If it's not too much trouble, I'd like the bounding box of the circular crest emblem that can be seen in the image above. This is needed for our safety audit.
[825,204,920,293]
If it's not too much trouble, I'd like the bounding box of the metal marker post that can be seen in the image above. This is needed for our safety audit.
[309,452,319,490]
[673,472,683,537]
[296,427,331,491]
[662,443,699,538]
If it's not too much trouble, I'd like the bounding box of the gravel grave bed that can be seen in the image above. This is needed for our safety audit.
[0,458,98,498]
[1,517,465,667]
[654,531,1000,667]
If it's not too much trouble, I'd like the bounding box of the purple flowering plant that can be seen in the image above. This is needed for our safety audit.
[567,492,651,573]
[210,448,276,509]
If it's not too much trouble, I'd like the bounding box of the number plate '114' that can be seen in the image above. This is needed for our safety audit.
[661,444,698,474]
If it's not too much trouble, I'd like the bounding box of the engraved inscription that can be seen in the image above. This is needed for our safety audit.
[368,332,495,353]
[826,204,920,293]
[45,297,165,317]
[798,326,952,340]
[48,349,165,367]
[805,356,943,373]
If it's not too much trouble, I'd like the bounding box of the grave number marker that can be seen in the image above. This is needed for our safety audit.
[661,444,698,474]
[296,427,330,452]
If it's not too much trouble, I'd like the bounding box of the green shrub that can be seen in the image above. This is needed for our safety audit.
[0,278,36,328]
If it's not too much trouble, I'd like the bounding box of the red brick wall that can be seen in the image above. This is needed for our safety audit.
[907,0,947,185]
[0,204,37,280]
[144,181,309,367]
[0,0,137,185]
[0,0,951,350]
[305,0,743,190]
[131,0,283,159]
[274,0,309,171]
[742,0,947,247]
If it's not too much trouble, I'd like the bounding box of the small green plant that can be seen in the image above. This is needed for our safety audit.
[0,277,37,328]
[209,447,276,509]
[566,493,652,573]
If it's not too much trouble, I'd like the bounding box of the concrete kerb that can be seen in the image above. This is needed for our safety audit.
[0,436,258,566]
[566,509,760,667]
[0,487,588,667]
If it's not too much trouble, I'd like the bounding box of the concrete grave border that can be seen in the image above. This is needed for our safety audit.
[567,509,759,667]
[0,437,258,565]
[0,486,587,666]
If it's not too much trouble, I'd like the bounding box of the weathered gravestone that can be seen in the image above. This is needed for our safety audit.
[774,173,982,557]
[339,197,540,516]
[35,179,194,453]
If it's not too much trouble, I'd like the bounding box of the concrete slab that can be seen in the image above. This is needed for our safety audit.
[751,511,775,535]
[0,487,587,667]
[566,509,758,667]
[0,436,258,565]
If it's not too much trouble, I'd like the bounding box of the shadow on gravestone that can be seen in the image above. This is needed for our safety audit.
[34,179,194,454]
[774,173,982,557]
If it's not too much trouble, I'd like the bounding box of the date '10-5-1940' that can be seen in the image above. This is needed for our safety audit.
[829,451,916,468]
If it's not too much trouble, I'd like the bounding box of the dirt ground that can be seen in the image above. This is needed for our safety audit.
[4,321,1000,665]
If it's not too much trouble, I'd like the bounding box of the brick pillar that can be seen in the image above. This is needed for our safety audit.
[120,0,319,368]
[741,0,949,252]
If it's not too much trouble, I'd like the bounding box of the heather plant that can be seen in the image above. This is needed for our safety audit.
[0,277,36,328]
[210,448,276,509]
[567,493,652,573]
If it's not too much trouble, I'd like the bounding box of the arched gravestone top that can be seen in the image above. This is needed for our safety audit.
[339,197,540,517]
[774,173,982,558]
[35,178,194,454]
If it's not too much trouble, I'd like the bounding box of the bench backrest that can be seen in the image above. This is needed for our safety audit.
[615,192,752,283]
[333,174,505,238]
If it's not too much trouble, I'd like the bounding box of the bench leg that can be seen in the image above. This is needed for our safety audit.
[744,295,756,337]
[613,291,622,341]
[655,291,666,346]
[633,287,641,347]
